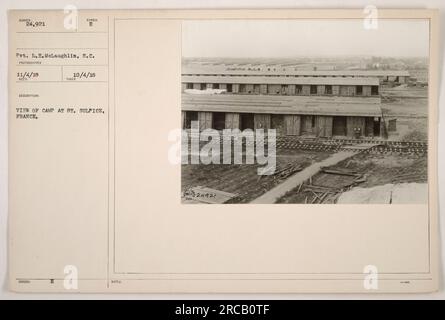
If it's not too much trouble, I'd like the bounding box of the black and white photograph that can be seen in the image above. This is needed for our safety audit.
[181,19,429,204]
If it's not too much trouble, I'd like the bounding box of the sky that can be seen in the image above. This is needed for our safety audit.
[182,19,429,58]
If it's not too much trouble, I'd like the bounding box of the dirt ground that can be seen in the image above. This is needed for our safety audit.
[182,149,333,203]
[381,86,428,142]
[277,152,427,204]
[393,117,428,141]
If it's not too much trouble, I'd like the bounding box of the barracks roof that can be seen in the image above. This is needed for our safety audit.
[182,75,379,86]
[182,66,410,78]
[182,94,382,117]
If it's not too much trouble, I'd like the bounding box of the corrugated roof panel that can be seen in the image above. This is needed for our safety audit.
[182,75,380,86]
[181,94,382,117]
[181,66,410,77]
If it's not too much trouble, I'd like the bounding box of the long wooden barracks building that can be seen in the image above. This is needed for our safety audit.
[182,66,410,84]
[181,72,388,138]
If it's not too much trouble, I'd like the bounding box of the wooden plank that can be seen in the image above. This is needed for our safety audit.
[302,85,311,95]
[301,115,313,134]
[181,111,186,129]
[348,85,356,96]
[260,84,268,94]
[281,85,288,95]
[225,113,240,129]
[271,114,284,136]
[198,112,213,130]
[320,117,330,136]
[225,113,233,129]
[325,116,333,137]
[316,116,333,137]
[268,84,281,95]
[284,115,301,135]
[321,168,358,176]
[365,117,374,137]
[254,114,271,130]
[363,85,372,96]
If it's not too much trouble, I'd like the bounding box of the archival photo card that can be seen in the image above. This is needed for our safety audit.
[8,9,439,293]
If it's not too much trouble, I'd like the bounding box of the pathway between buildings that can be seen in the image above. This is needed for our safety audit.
[250,151,357,204]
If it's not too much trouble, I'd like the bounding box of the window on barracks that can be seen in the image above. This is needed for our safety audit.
[371,85,379,95]
[325,85,332,94]
[186,83,193,89]
[356,85,363,95]
[310,85,317,94]
[281,85,288,94]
